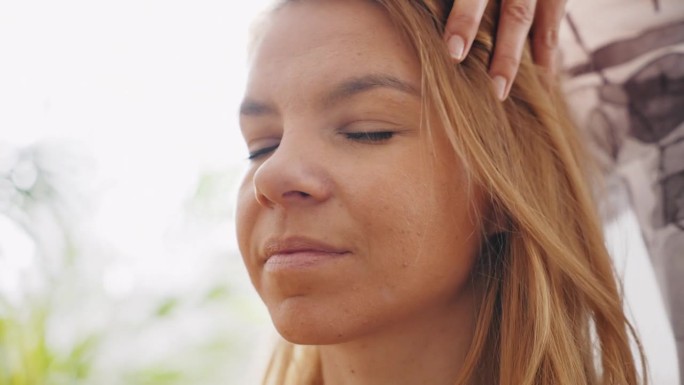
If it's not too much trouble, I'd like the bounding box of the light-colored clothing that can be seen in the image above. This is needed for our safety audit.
[560,0,684,382]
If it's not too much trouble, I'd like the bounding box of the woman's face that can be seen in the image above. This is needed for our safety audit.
[237,0,486,344]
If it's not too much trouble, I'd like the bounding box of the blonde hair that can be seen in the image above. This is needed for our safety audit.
[258,1,647,384]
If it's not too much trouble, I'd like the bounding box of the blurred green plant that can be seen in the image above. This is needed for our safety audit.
[0,302,99,385]
[0,142,100,385]
[0,142,269,385]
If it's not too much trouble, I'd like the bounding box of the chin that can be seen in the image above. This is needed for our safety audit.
[275,323,342,345]
[268,297,366,345]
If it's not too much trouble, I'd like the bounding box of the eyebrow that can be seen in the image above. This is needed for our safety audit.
[321,73,420,108]
[239,99,277,117]
[239,73,420,117]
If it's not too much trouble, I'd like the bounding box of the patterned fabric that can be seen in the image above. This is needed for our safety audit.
[559,0,684,382]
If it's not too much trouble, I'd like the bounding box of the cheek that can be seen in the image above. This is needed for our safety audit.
[346,172,420,254]
[353,164,482,298]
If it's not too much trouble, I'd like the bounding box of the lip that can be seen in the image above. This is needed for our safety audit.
[262,236,350,271]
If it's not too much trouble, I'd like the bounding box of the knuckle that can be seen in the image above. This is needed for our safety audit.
[534,28,559,49]
[553,0,569,21]
[503,1,535,25]
[494,53,520,74]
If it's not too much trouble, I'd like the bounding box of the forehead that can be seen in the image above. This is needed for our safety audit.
[246,0,420,101]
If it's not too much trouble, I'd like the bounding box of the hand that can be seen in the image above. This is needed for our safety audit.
[444,0,566,100]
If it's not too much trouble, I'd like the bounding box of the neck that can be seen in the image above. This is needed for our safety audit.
[318,289,477,385]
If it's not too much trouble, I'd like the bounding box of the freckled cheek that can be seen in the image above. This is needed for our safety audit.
[355,173,475,293]
[352,184,430,271]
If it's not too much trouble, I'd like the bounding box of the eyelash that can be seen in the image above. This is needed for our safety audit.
[248,145,279,160]
[344,131,394,142]
[247,131,395,160]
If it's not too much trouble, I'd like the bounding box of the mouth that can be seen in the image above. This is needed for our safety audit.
[262,236,350,271]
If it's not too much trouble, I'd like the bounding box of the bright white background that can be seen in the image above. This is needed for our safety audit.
[0,0,679,383]
[0,1,274,383]
[0,0,267,264]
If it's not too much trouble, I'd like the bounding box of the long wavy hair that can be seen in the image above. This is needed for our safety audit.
[256,1,647,384]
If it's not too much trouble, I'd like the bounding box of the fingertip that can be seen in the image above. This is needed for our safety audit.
[488,55,518,100]
[447,34,466,61]
[491,75,509,101]
[443,0,487,62]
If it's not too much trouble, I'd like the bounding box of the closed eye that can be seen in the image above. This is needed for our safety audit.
[345,131,394,142]
[248,144,279,160]
[248,131,394,160]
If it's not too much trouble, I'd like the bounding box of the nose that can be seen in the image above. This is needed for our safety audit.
[252,135,332,208]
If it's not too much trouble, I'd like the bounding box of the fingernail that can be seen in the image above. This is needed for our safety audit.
[447,35,465,61]
[492,76,507,101]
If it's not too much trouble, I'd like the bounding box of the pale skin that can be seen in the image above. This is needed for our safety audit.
[237,1,492,384]
[446,0,567,100]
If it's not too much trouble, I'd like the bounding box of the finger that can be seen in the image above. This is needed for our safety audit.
[530,0,566,74]
[444,0,488,62]
[489,0,538,100]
